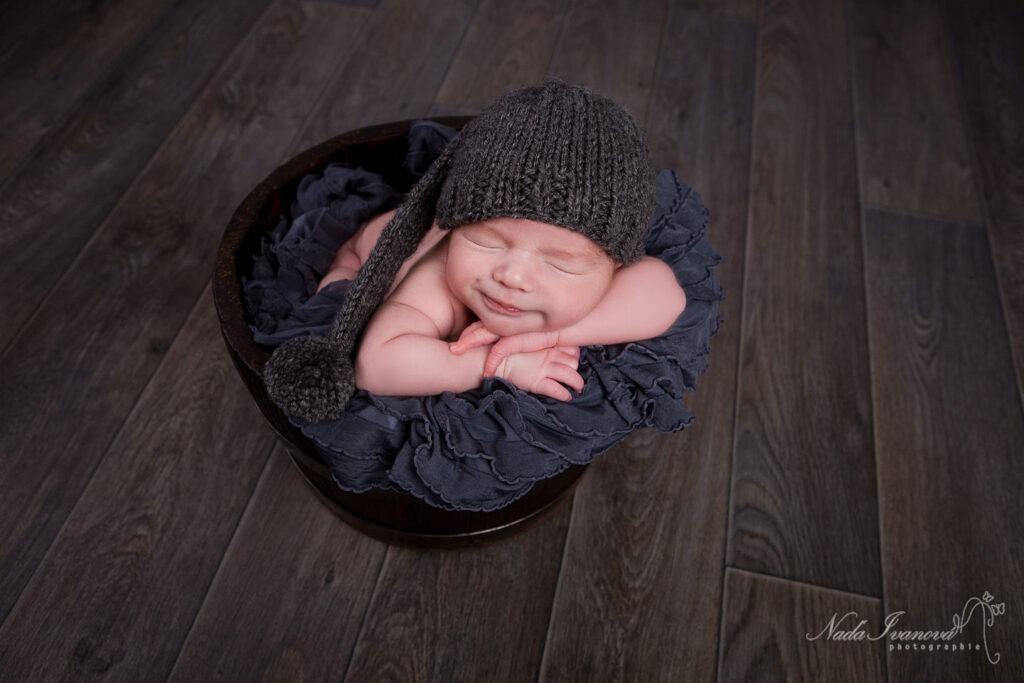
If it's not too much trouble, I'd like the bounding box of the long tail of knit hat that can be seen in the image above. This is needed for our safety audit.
[264,80,656,423]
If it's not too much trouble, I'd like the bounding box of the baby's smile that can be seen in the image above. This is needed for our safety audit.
[482,293,527,316]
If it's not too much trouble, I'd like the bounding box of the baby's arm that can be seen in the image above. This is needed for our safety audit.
[355,298,496,396]
[556,256,685,346]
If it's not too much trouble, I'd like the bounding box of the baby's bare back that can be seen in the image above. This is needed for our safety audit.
[317,209,448,295]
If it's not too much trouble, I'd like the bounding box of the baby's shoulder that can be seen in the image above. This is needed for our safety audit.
[386,244,466,341]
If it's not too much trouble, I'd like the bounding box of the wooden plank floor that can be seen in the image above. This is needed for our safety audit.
[1,0,1021,680]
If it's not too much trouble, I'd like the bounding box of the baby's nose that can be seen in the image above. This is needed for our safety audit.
[492,252,533,290]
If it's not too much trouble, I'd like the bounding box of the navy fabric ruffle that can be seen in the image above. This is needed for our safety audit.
[244,121,724,511]
[244,165,401,345]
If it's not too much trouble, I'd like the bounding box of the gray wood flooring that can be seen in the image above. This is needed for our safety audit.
[1,0,1021,680]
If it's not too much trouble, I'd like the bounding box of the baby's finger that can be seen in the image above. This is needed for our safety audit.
[484,332,558,375]
[536,378,572,402]
[484,342,515,376]
[449,322,499,354]
[546,363,585,394]
[552,348,580,369]
[556,345,581,360]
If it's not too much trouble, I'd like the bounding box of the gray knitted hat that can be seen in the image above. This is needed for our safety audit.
[264,80,656,423]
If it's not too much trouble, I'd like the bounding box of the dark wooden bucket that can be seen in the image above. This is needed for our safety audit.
[211,118,587,548]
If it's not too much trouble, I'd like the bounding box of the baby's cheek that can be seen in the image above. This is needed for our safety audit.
[444,260,472,304]
[542,293,589,330]
[557,278,612,327]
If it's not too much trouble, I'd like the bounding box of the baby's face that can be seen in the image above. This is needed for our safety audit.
[445,217,619,337]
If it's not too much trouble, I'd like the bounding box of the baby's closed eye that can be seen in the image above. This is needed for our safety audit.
[545,259,586,275]
[464,233,503,249]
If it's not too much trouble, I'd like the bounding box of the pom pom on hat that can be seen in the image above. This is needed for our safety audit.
[263,334,353,423]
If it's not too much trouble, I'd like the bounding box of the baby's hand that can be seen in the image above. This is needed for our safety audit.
[482,330,561,376]
[449,326,566,377]
[495,346,582,401]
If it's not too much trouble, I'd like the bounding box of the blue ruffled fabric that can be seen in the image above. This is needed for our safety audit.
[244,121,723,511]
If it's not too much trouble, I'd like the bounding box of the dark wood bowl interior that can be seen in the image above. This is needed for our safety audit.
[211,118,587,548]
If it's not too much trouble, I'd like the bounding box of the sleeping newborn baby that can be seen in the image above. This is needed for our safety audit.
[317,208,684,401]
[264,80,683,423]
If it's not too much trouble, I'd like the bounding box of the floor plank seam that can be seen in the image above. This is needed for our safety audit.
[713,1,763,679]
[163,445,277,681]
[843,0,889,677]
[859,202,985,228]
[724,564,883,602]
[939,0,1024,418]
[339,543,390,682]
[533,489,577,683]
[638,0,674,128]
[541,0,571,81]
[427,0,485,119]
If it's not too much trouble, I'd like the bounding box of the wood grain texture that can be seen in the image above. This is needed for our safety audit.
[168,449,387,682]
[945,0,1024,413]
[728,0,881,595]
[540,9,755,682]
[0,286,274,681]
[850,0,981,222]
[343,504,572,682]
[309,0,380,6]
[0,0,63,66]
[432,0,571,114]
[0,0,172,181]
[0,0,371,627]
[672,0,758,22]
[718,568,885,681]
[0,0,274,352]
[545,0,666,120]
[863,209,1024,681]
[293,0,480,151]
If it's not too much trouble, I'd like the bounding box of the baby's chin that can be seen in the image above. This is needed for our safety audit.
[474,307,584,338]
[477,316,540,337]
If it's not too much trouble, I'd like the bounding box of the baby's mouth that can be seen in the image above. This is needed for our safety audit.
[482,293,526,316]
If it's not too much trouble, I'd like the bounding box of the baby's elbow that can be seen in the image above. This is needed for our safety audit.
[353,350,374,393]
[650,260,686,333]
[354,344,391,395]
[669,278,686,320]
[651,282,685,338]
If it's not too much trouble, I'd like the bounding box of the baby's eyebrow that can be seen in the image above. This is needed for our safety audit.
[539,245,595,261]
